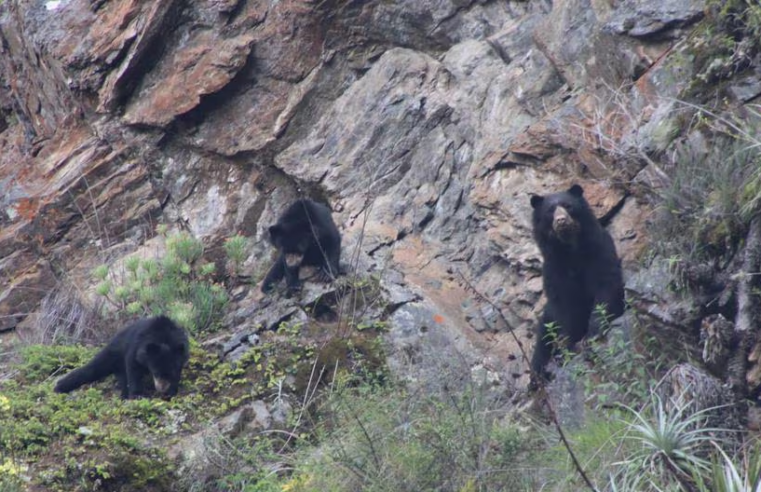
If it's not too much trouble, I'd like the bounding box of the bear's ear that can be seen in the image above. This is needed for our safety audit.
[568,184,584,197]
[530,194,544,209]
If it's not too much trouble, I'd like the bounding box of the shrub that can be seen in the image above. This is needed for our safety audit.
[0,345,175,491]
[93,231,228,333]
[644,104,761,274]
[223,234,249,276]
[282,381,527,492]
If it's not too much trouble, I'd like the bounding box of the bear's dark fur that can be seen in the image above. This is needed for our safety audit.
[529,184,625,385]
[54,316,189,399]
[261,198,341,294]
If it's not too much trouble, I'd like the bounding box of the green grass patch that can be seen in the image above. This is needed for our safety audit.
[530,412,634,490]
[276,382,527,492]
[0,316,389,491]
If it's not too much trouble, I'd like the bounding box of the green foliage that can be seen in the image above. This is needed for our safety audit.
[543,305,666,408]
[202,435,284,492]
[224,234,249,276]
[694,442,761,492]
[0,329,350,491]
[92,264,109,281]
[532,413,635,490]
[15,344,96,383]
[525,388,754,492]
[621,394,715,476]
[652,133,761,263]
[610,392,731,491]
[689,1,761,90]
[709,0,761,42]
[0,458,27,492]
[0,345,174,491]
[566,306,667,408]
[93,231,228,333]
[280,382,527,492]
[542,320,566,364]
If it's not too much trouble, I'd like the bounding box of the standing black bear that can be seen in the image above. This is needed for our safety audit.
[54,315,189,399]
[261,198,342,294]
[529,184,625,386]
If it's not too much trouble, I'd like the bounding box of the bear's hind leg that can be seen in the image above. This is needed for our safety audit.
[54,349,117,393]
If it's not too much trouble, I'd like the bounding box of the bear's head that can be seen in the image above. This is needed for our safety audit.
[268,224,288,250]
[268,224,311,266]
[530,184,593,246]
[137,340,189,396]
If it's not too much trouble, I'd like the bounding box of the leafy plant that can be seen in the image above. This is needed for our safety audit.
[615,392,727,490]
[93,231,228,333]
[652,133,760,262]
[694,442,761,492]
[0,458,27,491]
[566,305,666,408]
[224,234,249,276]
[709,0,761,42]
[0,345,175,491]
[533,413,634,491]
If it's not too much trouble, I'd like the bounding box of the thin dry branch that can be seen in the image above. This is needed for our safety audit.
[458,271,599,492]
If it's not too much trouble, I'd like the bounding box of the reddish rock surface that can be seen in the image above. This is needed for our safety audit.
[0,0,742,401]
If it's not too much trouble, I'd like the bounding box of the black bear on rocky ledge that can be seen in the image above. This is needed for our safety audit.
[54,316,189,399]
[529,184,625,387]
[261,198,342,295]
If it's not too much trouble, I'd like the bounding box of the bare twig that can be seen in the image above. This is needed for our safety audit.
[458,271,599,492]
[277,356,325,454]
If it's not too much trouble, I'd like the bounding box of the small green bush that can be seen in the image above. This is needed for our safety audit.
[224,234,249,276]
[709,0,761,42]
[0,332,329,491]
[645,104,761,292]
[93,231,228,333]
[566,307,667,408]
[652,135,760,263]
[531,413,634,491]
[0,458,27,492]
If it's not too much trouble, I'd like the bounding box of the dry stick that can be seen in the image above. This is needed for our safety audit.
[277,356,325,455]
[458,271,599,492]
[340,200,374,339]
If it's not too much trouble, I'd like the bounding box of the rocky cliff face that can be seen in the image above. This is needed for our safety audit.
[2,0,759,396]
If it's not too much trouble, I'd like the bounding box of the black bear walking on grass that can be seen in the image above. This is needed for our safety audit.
[261,198,342,295]
[529,184,625,387]
[54,316,189,399]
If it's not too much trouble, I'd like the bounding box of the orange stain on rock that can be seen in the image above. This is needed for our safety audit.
[14,198,39,221]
